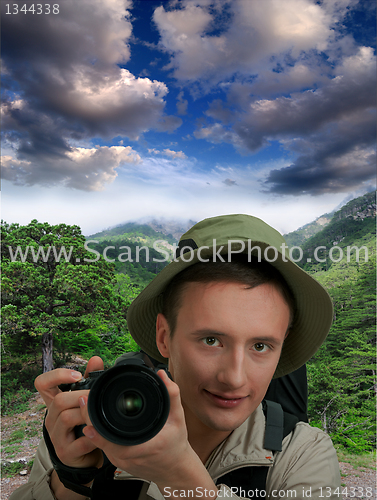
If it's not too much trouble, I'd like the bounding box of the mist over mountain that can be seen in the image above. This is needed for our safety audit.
[88,192,375,251]
[284,191,376,248]
[87,218,195,242]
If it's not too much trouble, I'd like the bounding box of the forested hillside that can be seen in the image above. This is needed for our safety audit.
[86,222,179,286]
[284,213,333,247]
[88,222,177,245]
[303,193,376,452]
[284,191,376,269]
[1,192,375,454]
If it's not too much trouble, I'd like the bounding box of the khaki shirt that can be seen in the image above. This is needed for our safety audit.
[9,405,341,500]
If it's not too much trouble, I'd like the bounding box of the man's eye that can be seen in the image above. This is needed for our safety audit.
[202,337,220,346]
[253,343,269,352]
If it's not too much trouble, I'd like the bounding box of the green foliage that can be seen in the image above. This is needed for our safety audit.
[85,238,169,286]
[1,459,35,478]
[1,220,136,372]
[88,222,176,246]
[336,449,376,470]
[54,323,139,369]
[1,461,25,477]
[305,202,376,453]
[1,352,41,414]
[1,201,375,456]
[53,274,141,366]
[7,430,25,444]
[1,387,35,416]
[86,222,176,286]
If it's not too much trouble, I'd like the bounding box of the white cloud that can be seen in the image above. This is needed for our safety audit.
[154,0,339,84]
[162,148,187,159]
[55,68,170,139]
[176,91,188,115]
[147,148,187,160]
[2,172,348,237]
[2,146,141,191]
[335,46,376,79]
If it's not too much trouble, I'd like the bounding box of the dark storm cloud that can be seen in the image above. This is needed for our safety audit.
[243,53,375,147]
[196,47,376,195]
[1,100,72,159]
[263,150,376,196]
[1,0,180,190]
[201,47,376,150]
[263,106,376,195]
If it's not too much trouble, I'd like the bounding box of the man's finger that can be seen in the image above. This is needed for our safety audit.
[46,390,90,429]
[157,370,184,426]
[157,370,181,403]
[84,356,104,378]
[79,396,115,451]
[35,369,83,407]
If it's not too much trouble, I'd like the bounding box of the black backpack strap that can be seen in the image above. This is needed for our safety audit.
[265,364,308,422]
[262,400,284,452]
[263,400,299,451]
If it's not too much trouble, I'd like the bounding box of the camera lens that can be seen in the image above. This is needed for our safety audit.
[117,391,144,417]
[87,362,169,446]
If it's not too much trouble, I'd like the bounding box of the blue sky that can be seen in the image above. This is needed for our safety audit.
[1,0,376,236]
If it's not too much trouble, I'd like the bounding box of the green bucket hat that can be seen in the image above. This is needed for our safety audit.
[127,214,333,378]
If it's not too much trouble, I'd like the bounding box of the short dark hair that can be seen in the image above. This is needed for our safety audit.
[161,254,295,336]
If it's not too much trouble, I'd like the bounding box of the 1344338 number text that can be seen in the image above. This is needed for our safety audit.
[5,4,60,14]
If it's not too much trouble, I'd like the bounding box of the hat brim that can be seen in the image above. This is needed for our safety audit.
[127,241,333,378]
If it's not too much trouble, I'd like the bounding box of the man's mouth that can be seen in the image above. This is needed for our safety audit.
[204,390,248,409]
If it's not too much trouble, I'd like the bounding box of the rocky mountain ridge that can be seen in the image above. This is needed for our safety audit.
[284,191,375,248]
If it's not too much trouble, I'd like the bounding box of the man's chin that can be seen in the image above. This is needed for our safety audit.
[200,412,251,434]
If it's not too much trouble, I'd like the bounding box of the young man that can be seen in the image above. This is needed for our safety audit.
[10,214,341,500]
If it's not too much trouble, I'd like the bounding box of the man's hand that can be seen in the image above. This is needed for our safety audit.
[35,356,104,470]
[41,360,218,499]
[78,369,218,498]
[79,369,194,481]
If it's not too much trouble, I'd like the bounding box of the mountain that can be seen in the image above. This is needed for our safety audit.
[303,194,376,451]
[331,191,376,221]
[137,218,196,240]
[284,214,334,247]
[87,222,177,244]
[284,191,375,250]
[86,192,375,286]
[86,220,195,286]
[87,218,195,242]
[284,191,376,247]
[289,191,376,273]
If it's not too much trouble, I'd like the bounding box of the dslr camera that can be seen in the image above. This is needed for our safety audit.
[59,351,170,446]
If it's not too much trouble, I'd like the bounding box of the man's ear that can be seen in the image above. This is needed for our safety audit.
[156,313,171,359]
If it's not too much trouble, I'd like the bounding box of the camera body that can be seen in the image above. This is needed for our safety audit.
[60,351,170,446]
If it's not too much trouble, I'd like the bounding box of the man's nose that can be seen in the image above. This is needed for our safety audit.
[216,348,248,390]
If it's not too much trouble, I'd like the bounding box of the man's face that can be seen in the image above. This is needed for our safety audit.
[156,281,290,438]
